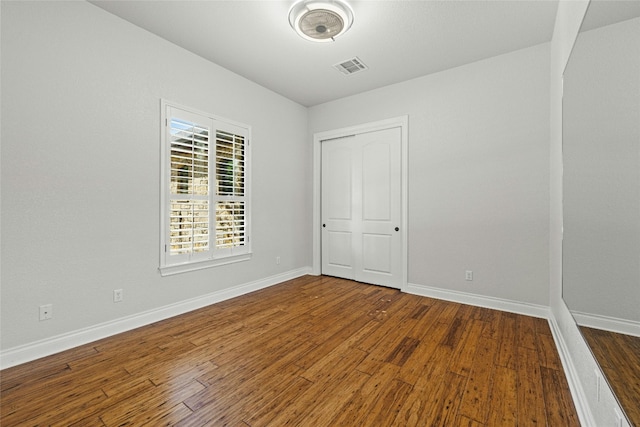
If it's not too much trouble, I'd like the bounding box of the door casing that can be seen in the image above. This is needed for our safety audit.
[312,116,409,291]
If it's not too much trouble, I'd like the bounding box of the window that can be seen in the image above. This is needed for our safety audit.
[160,101,251,275]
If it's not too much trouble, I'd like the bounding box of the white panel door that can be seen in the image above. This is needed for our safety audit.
[321,136,356,279]
[321,127,402,288]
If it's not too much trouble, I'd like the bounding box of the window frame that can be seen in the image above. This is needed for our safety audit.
[159,100,251,276]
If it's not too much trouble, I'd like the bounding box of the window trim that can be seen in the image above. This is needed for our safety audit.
[159,100,252,276]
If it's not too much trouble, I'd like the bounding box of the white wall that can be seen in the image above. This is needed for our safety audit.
[0,1,311,363]
[549,1,630,425]
[563,17,640,325]
[310,43,551,307]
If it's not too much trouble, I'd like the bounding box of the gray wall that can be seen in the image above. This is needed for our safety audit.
[1,1,311,352]
[563,17,640,323]
[309,44,551,306]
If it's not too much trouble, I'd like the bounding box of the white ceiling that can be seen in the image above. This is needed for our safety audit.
[90,0,565,107]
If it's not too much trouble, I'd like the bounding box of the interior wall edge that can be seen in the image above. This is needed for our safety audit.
[548,305,597,426]
[0,267,312,370]
[548,0,635,425]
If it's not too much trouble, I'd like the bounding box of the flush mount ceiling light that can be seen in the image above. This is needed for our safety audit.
[288,0,354,42]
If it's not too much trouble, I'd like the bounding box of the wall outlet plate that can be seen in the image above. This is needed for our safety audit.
[39,304,53,321]
[113,289,123,303]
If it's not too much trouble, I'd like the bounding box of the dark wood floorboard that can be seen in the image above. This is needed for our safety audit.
[580,326,640,427]
[1,275,580,426]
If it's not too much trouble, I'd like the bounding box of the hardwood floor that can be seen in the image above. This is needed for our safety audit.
[1,275,579,426]
[580,326,640,426]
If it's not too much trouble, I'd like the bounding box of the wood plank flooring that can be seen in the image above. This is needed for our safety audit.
[580,326,640,426]
[1,275,579,426]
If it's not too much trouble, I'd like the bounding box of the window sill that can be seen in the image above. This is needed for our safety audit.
[159,253,252,277]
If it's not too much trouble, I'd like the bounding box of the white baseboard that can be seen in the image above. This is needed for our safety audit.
[0,267,312,370]
[571,310,640,338]
[547,310,597,427]
[405,282,549,319]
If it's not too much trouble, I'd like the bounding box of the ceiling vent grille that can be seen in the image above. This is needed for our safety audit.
[333,57,368,75]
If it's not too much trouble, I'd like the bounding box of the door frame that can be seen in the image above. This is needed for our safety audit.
[312,116,409,291]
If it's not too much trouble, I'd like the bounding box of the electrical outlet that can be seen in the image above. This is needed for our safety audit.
[113,289,123,303]
[276,256,281,265]
[39,304,53,321]
[465,270,473,281]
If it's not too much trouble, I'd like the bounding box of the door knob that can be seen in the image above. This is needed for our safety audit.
[323,224,326,227]
[395,227,399,231]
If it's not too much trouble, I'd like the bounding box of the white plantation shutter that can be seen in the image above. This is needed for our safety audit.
[216,201,245,249]
[214,129,247,255]
[165,110,212,264]
[161,102,251,274]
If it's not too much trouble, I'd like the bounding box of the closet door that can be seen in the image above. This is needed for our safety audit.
[321,127,402,288]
